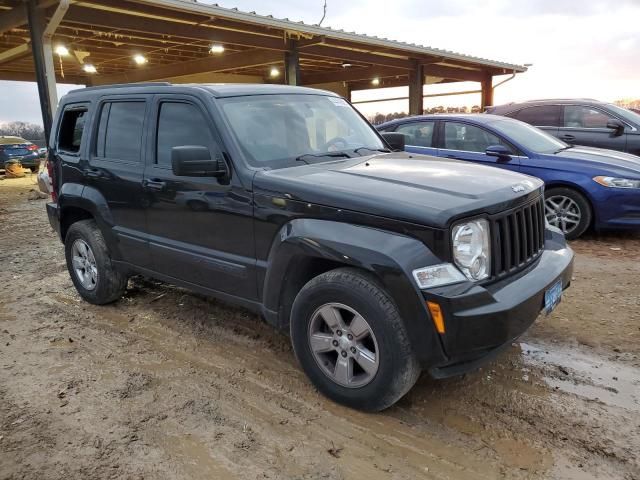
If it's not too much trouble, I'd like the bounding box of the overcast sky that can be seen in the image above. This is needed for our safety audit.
[1,0,638,124]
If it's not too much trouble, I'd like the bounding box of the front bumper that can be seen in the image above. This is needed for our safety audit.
[423,229,573,378]
[592,186,640,229]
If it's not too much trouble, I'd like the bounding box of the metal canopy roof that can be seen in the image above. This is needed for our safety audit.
[0,0,526,88]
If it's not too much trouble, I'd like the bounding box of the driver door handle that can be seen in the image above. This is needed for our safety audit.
[560,134,575,141]
[143,179,166,191]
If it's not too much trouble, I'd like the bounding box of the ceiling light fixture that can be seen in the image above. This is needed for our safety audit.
[133,54,147,65]
[371,77,380,86]
[54,45,69,56]
[341,62,352,68]
[210,44,225,54]
[269,67,280,78]
[83,64,97,74]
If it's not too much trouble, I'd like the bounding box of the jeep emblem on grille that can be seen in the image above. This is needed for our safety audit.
[512,184,526,193]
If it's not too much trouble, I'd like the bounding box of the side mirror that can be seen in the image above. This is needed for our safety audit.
[606,119,625,137]
[171,145,227,177]
[381,132,405,152]
[485,144,512,159]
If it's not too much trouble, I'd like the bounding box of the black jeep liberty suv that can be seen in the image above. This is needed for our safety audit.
[46,83,573,411]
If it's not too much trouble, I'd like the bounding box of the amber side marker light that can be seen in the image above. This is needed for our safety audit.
[427,301,445,334]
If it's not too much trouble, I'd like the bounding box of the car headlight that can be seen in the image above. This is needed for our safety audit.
[593,176,640,189]
[452,219,491,281]
[412,263,466,289]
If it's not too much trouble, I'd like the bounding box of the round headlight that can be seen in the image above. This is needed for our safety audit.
[452,219,491,281]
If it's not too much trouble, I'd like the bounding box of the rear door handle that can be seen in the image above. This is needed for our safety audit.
[144,179,167,191]
[560,134,575,141]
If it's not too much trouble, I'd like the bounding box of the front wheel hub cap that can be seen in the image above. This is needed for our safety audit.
[308,303,380,388]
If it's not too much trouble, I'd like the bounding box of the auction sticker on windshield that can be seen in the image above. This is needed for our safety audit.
[544,279,562,315]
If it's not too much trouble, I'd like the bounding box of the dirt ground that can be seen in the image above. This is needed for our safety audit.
[1,174,639,480]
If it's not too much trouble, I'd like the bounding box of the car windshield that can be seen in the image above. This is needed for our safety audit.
[218,94,385,168]
[488,118,568,154]
[607,104,640,126]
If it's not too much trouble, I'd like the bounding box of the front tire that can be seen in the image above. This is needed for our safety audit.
[65,219,127,305]
[290,268,420,411]
[545,187,592,240]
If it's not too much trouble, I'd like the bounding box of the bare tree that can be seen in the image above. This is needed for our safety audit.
[0,121,45,141]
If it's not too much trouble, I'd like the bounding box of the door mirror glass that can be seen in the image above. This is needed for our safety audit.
[485,144,512,158]
[171,145,226,177]
[606,119,625,136]
[381,132,405,151]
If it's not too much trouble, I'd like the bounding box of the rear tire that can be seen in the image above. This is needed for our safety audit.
[290,268,420,411]
[544,187,592,240]
[65,219,127,305]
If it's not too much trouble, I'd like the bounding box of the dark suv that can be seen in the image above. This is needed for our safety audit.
[487,99,640,156]
[46,83,573,411]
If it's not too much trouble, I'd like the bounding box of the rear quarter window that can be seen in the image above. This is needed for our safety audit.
[57,107,88,154]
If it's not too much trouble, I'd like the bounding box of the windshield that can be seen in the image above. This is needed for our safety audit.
[607,104,640,126]
[218,94,385,168]
[488,118,568,154]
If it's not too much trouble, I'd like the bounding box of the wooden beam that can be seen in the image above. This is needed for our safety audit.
[481,73,493,109]
[284,40,299,86]
[0,0,57,35]
[303,45,411,70]
[93,48,282,85]
[0,3,26,34]
[422,63,484,82]
[408,60,423,115]
[301,65,404,85]
[63,5,286,51]
[0,69,85,83]
[0,43,30,64]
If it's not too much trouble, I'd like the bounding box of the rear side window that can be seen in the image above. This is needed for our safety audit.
[564,105,615,129]
[156,102,216,167]
[57,107,87,153]
[395,121,434,147]
[443,122,507,153]
[513,105,561,127]
[95,101,146,162]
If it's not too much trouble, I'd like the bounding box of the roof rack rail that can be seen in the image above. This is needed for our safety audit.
[68,82,172,94]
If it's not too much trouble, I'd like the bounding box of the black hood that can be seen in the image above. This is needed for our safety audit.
[253,152,544,228]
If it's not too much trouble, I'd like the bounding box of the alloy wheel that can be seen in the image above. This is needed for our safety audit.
[308,302,379,388]
[545,195,581,235]
[71,239,98,290]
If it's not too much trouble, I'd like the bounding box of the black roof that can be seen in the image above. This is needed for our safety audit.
[67,83,339,98]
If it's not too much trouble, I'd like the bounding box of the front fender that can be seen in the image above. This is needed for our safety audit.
[262,218,447,366]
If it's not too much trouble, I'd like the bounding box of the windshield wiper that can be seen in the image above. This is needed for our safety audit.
[295,151,352,164]
[353,146,390,155]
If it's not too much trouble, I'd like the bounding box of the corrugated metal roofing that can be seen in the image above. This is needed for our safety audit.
[140,0,526,72]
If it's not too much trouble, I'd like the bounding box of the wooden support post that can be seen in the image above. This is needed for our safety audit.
[26,0,53,144]
[284,40,300,86]
[408,61,424,115]
[481,73,494,110]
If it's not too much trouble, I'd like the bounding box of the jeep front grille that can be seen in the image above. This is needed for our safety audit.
[492,197,545,277]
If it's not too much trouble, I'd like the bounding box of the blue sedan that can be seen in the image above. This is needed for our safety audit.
[377,114,640,239]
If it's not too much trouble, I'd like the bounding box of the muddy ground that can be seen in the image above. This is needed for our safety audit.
[1,175,639,480]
